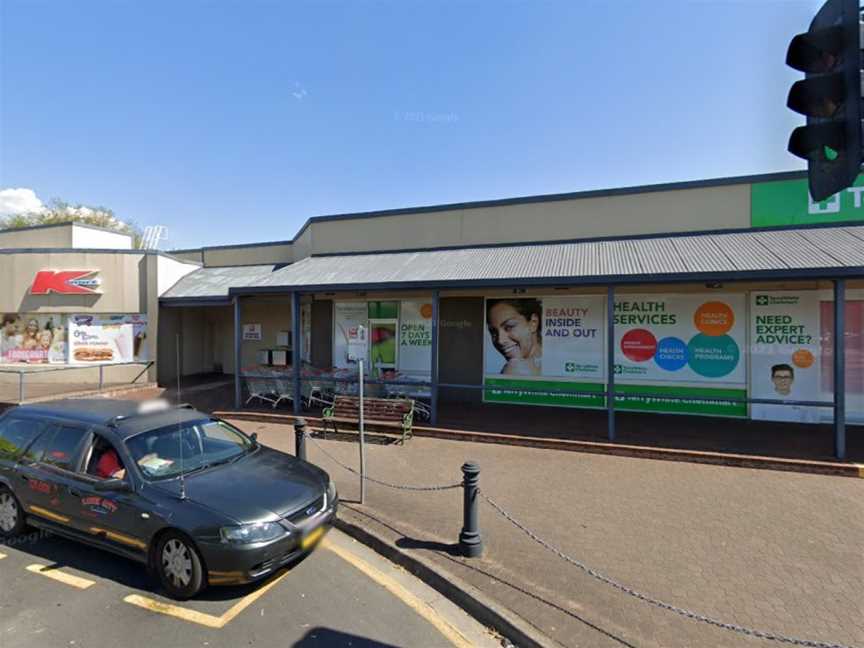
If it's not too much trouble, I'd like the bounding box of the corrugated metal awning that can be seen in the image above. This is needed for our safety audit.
[161,264,278,300]
[236,225,864,292]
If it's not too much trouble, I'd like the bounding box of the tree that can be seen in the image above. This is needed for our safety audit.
[0,198,143,247]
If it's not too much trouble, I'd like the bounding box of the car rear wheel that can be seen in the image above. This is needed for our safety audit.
[155,532,205,600]
[0,487,26,538]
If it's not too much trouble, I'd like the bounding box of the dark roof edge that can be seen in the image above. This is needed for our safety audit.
[308,220,861,259]
[159,297,233,307]
[227,266,861,296]
[171,169,808,254]
[0,220,135,237]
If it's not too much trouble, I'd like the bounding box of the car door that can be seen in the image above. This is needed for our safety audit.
[65,431,153,557]
[15,421,91,531]
[0,414,51,495]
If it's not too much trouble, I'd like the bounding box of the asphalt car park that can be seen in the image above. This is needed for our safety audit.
[0,526,499,648]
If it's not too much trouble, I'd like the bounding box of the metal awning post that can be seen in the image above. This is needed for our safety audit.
[430,290,440,426]
[292,292,302,416]
[607,285,616,442]
[234,296,242,409]
[834,279,846,460]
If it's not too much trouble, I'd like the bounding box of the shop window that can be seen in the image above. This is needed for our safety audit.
[820,299,864,396]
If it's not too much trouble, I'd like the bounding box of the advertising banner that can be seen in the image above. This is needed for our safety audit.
[1,314,67,364]
[68,314,147,364]
[483,296,607,407]
[751,174,864,227]
[333,302,368,368]
[613,295,746,384]
[613,294,746,416]
[398,301,433,376]
[750,292,822,423]
[482,294,747,416]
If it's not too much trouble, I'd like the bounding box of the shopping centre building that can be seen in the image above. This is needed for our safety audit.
[2,170,862,458]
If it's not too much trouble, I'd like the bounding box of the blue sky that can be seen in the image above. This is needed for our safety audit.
[0,0,823,249]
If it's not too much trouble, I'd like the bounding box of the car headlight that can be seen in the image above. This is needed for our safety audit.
[220,521,287,544]
[326,479,337,506]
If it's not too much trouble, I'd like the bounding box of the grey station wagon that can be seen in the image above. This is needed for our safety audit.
[0,399,337,599]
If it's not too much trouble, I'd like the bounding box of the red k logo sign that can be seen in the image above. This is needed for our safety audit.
[30,270,101,295]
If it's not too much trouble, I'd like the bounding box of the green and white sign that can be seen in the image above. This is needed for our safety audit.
[751,174,864,227]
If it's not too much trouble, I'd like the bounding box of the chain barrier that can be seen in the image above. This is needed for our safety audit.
[480,491,858,648]
[302,431,463,492]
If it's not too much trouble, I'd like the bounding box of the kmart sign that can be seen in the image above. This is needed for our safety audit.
[751,175,864,227]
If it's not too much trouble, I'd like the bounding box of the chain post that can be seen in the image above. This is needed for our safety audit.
[18,372,24,404]
[294,417,307,462]
[459,461,483,558]
[98,364,104,392]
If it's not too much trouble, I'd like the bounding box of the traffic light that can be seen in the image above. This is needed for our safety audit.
[786,0,863,201]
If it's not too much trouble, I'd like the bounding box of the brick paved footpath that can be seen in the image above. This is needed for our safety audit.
[229,418,864,648]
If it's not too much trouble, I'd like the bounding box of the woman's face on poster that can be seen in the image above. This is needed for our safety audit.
[487,302,539,361]
[26,320,39,336]
[3,319,17,336]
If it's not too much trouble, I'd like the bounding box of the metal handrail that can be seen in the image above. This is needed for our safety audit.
[2,361,154,405]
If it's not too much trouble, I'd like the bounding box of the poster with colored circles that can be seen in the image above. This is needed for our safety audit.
[613,295,746,384]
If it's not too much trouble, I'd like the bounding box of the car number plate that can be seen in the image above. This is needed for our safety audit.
[301,526,325,550]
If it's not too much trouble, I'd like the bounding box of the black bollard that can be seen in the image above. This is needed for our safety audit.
[294,418,307,462]
[459,461,483,558]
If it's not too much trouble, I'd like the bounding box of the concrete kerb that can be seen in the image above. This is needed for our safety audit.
[213,410,864,479]
[335,505,556,648]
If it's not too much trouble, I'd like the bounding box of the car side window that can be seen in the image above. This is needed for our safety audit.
[0,417,48,460]
[25,424,90,472]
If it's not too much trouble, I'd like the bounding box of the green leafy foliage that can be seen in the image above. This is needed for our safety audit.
[0,198,143,247]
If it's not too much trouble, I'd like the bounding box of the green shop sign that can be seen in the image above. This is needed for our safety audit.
[483,378,747,417]
[751,174,864,227]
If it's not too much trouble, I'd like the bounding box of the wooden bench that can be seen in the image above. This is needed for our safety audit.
[322,395,414,444]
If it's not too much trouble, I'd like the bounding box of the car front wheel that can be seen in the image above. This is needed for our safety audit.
[155,532,206,600]
[0,487,26,538]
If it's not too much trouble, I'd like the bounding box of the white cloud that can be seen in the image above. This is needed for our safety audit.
[0,188,45,216]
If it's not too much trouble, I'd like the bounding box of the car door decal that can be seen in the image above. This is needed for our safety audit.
[80,496,119,517]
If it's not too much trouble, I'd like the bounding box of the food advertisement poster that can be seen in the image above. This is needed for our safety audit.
[483,296,607,408]
[1,314,67,364]
[68,314,147,364]
[750,292,822,423]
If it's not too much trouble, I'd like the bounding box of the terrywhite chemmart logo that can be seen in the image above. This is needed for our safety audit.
[807,186,864,215]
[755,295,799,307]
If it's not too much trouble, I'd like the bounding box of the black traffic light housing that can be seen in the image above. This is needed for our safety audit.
[786,0,863,201]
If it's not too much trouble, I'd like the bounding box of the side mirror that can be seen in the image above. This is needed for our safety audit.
[250,432,258,443]
[94,479,132,493]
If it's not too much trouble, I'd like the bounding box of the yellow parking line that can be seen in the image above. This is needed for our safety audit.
[123,595,224,628]
[123,569,291,629]
[857,464,864,478]
[0,552,6,560]
[322,538,473,648]
[26,564,95,589]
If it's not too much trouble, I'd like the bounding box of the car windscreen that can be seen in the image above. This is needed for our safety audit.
[125,419,253,480]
